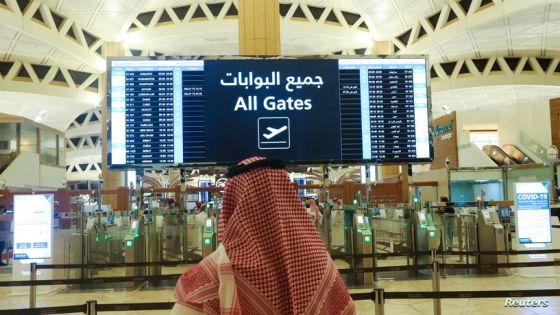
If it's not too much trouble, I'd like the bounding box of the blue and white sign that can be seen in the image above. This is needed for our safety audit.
[515,182,551,244]
[13,194,53,259]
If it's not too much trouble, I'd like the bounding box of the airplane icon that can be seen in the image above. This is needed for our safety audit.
[258,117,290,149]
[263,126,287,139]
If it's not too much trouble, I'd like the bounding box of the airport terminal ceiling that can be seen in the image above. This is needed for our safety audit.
[0,0,559,129]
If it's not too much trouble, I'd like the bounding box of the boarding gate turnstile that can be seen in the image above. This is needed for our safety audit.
[329,209,345,255]
[412,212,438,276]
[477,209,506,274]
[353,214,374,285]
[183,213,202,260]
[202,218,218,257]
[124,219,144,288]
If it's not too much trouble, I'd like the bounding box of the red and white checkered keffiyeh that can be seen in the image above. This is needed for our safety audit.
[173,157,355,314]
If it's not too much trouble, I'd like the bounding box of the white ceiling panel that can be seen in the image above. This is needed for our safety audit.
[375,17,406,34]
[365,0,397,13]
[545,34,560,50]
[432,85,560,118]
[66,13,96,27]
[75,0,103,11]
[425,47,443,63]
[90,14,122,30]
[0,91,93,131]
[403,0,434,14]
[48,49,84,69]
[58,0,92,14]
[1,0,559,131]
[100,0,131,13]
[117,0,148,10]
[11,34,53,58]
[0,26,18,51]
[400,13,428,28]
[368,11,396,24]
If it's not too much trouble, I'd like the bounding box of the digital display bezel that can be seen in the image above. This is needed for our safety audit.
[107,55,434,168]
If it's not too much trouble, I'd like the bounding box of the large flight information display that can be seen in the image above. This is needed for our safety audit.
[108,57,433,167]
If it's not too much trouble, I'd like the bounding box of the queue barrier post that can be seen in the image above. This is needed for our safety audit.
[30,262,37,308]
[432,261,442,315]
[374,287,385,315]
[86,300,97,315]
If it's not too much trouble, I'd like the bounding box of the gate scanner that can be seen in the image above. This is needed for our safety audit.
[477,209,506,274]
[353,214,374,285]
[124,219,145,288]
[202,218,217,257]
[413,212,438,276]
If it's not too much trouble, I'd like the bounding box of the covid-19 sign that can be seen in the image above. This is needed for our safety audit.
[515,182,551,244]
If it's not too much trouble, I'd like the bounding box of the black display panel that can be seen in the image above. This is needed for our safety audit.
[108,56,433,167]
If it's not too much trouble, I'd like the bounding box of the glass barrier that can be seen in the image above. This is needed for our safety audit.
[449,169,505,202]
[519,131,548,162]
[505,166,553,199]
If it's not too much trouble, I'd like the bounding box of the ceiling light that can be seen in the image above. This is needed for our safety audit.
[34,110,47,122]
[355,31,374,45]
[87,94,101,105]
[122,32,141,47]
[94,59,106,72]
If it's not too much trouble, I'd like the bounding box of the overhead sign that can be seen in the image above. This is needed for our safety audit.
[515,182,551,244]
[108,56,433,167]
[13,194,54,259]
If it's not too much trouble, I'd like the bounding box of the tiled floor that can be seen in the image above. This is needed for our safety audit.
[1,260,559,314]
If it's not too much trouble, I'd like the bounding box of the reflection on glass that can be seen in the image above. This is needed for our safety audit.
[58,135,65,166]
[20,124,37,154]
[450,180,504,202]
[40,129,57,165]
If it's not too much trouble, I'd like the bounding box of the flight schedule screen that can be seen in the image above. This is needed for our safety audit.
[109,57,432,167]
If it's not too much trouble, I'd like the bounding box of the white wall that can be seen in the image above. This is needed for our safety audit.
[0,152,40,187]
[412,168,449,200]
[497,99,551,162]
[39,165,65,188]
[455,109,499,146]
[0,152,65,188]
[458,143,497,167]
[454,99,553,166]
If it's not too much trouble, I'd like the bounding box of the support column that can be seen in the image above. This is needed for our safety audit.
[238,0,280,55]
[101,42,126,209]
[373,41,394,55]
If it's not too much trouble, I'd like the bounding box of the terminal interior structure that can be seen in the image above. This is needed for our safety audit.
[1,0,560,314]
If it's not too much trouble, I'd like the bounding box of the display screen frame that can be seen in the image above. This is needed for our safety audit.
[13,194,53,260]
[107,55,434,168]
[515,181,552,244]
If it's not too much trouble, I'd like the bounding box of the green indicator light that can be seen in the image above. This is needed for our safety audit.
[420,225,427,229]
[353,200,357,204]
[125,240,133,247]
[95,236,99,242]
[429,231,436,237]
[204,238,211,245]
[364,235,372,243]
